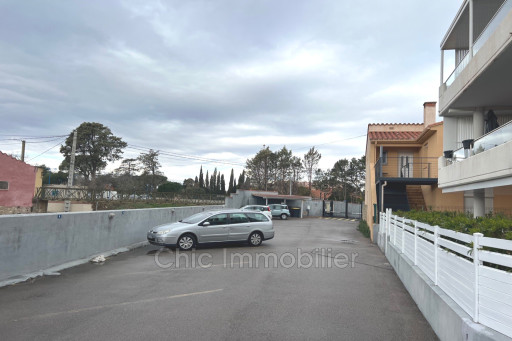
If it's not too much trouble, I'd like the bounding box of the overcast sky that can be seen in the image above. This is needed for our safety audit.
[1,0,462,183]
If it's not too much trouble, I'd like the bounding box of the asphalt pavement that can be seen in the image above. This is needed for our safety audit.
[0,217,437,341]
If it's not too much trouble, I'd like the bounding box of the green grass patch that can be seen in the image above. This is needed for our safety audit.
[357,220,371,238]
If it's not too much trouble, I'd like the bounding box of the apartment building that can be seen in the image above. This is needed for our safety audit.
[438,0,512,216]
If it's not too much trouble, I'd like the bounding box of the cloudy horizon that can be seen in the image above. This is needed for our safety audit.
[1,0,462,182]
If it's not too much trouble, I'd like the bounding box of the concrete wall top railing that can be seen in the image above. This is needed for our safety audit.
[0,205,223,284]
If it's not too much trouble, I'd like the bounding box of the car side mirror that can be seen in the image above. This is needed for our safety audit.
[202,221,210,226]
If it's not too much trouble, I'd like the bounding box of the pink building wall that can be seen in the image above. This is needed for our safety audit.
[0,152,38,208]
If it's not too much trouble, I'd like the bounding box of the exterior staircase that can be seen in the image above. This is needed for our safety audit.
[406,185,426,211]
[382,183,409,212]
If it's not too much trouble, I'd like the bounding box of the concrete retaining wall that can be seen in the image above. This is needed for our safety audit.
[0,205,223,283]
[385,239,510,341]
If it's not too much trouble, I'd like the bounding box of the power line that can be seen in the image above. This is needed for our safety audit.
[25,140,66,162]
[291,134,367,152]
[0,134,68,138]
[26,137,67,144]
[0,135,68,142]
[126,144,246,167]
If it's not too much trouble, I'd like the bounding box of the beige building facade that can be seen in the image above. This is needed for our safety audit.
[364,103,464,239]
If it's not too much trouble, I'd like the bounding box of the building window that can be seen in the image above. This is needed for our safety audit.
[382,151,388,165]
[0,181,8,190]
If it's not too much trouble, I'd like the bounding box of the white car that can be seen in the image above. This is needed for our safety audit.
[240,205,273,219]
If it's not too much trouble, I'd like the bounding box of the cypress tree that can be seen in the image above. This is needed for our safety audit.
[205,170,209,191]
[228,169,234,194]
[211,168,217,193]
[221,174,226,194]
[238,170,245,189]
[199,166,204,188]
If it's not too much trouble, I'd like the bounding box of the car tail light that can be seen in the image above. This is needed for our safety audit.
[267,207,271,211]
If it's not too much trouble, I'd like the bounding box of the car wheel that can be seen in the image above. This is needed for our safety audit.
[248,232,263,247]
[177,234,196,251]
[280,213,288,220]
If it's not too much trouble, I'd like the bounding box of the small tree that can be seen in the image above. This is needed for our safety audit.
[158,182,183,193]
[303,147,321,191]
[115,158,140,176]
[138,149,164,192]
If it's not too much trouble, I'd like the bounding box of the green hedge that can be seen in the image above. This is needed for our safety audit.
[395,210,512,240]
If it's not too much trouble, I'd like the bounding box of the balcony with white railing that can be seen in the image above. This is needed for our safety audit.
[439,121,512,191]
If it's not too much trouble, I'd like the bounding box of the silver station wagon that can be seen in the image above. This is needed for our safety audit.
[147,209,274,250]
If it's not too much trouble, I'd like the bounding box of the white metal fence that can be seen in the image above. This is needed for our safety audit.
[379,209,512,338]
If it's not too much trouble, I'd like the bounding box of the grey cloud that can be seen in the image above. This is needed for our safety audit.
[1,0,462,179]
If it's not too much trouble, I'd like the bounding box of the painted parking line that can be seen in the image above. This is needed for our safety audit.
[12,289,224,322]
[319,217,358,222]
[120,261,251,276]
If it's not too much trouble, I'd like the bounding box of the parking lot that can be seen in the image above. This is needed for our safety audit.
[0,218,437,340]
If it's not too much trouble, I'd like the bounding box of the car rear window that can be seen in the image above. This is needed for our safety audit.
[245,213,269,222]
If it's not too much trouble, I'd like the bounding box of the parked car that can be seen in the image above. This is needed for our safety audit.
[147,209,274,250]
[269,204,290,220]
[240,205,272,219]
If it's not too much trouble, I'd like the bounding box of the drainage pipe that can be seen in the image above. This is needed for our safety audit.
[381,181,387,213]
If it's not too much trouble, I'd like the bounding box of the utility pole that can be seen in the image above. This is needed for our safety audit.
[21,140,26,162]
[64,130,77,212]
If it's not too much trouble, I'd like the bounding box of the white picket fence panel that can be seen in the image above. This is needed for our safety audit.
[378,209,512,338]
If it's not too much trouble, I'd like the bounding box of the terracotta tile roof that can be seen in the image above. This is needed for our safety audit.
[368,131,422,141]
